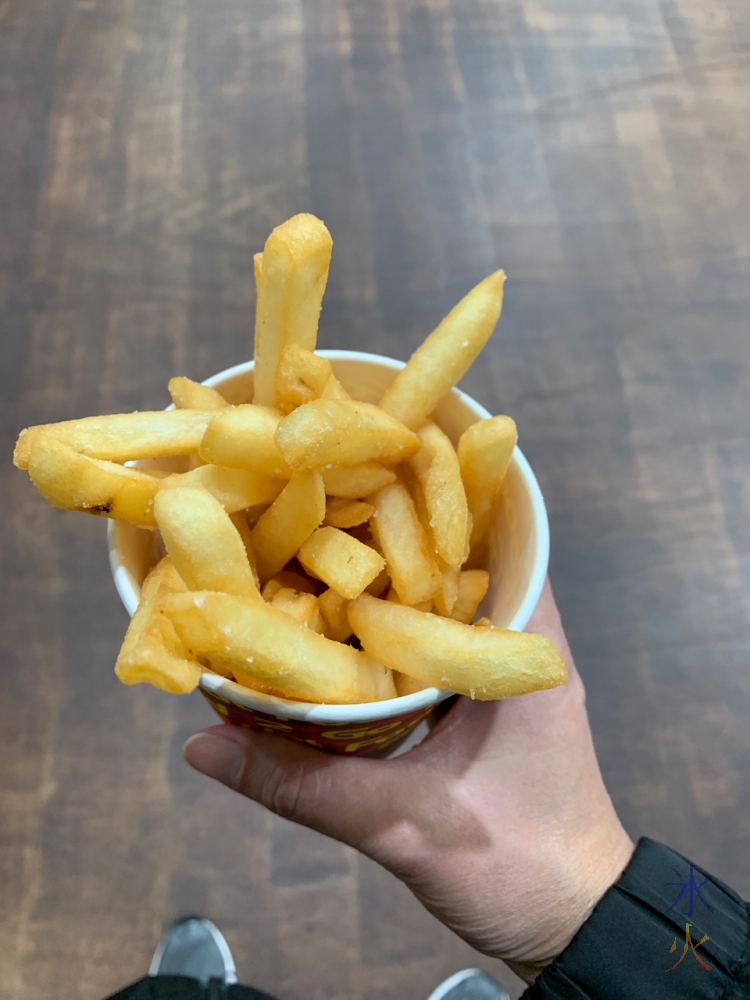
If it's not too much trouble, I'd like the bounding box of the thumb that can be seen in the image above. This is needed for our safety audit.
[183,724,413,854]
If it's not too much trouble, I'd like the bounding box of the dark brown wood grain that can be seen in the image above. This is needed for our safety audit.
[1,1,749,998]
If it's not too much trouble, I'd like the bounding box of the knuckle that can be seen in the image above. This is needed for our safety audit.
[258,760,306,823]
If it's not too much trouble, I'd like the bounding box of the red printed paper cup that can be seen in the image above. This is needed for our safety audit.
[107,352,549,756]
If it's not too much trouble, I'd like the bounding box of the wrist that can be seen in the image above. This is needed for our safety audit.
[510,822,635,984]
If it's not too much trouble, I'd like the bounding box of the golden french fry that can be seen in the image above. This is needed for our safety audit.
[165,590,396,704]
[159,464,284,512]
[253,214,333,407]
[229,511,260,588]
[318,588,352,642]
[14,410,217,470]
[365,564,390,598]
[324,497,374,529]
[169,377,229,411]
[433,561,461,617]
[321,463,396,499]
[320,372,351,400]
[348,593,567,700]
[276,399,420,470]
[159,465,284,514]
[369,481,442,606]
[450,569,490,624]
[457,415,517,567]
[275,345,332,413]
[298,526,385,600]
[269,569,318,595]
[385,586,432,613]
[154,487,261,601]
[394,672,428,697]
[379,271,505,429]
[28,436,161,527]
[115,558,201,694]
[199,405,291,477]
[251,470,326,581]
[408,421,468,567]
[269,587,325,633]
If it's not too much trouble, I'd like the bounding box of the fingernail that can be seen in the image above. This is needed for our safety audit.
[183,730,246,786]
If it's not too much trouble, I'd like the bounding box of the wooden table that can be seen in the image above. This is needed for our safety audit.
[2,2,748,998]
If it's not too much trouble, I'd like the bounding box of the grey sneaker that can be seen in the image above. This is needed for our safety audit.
[426,968,510,1000]
[149,916,238,985]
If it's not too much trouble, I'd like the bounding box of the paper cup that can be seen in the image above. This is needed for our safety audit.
[108,351,549,756]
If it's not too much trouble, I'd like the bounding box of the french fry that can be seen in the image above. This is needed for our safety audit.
[433,561,461,617]
[269,588,325,633]
[365,564,390,598]
[379,271,505,429]
[165,590,397,704]
[320,372,351,400]
[270,569,319,595]
[28,436,161,527]
[369,481,442,606]
[229,511,260,589]
[321,463,396,499]
[318,588,352,642]
[450,569,490,624]
[154,487,261,601]
[199,405,291,477]
[385,586,433,613]
[324,497,375,529]
[253,214,333,407]
[348,593,567,700]
[14,410,217,470]
[275,345,332,413]
[276,399,420,470]
[169,377,229,411]
[457,415,517,567]
[394,672,428,697]
[298,526,385,600]
[408,421,468,567]
[159,464,284,512]
[115,558,201,694]
[251,470,326,581]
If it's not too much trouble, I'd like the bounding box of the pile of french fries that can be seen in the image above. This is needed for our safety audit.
[13,214,567,704]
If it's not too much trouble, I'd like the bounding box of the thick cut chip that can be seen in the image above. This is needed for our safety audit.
[28,436,161,527]
[169,377,229,411]
[324,497,374,529]
[154,487,261,601]
[276,399,420,470]
[298,526,385,600]
[275,345,332,413]
[253,214,333,407]
[394,672,428,697]
[379,271,505,429]
[320,373,351,400]
[165,591,396,704]
[229,511,260,588]
[15,410,216,470]
[408,421,468,567]
[457,415,517,567]
[433,561,461,617]
[369,481,442,606]
[450,569,490,624]
[159,464,283,512]
[269,588,325,633]
[199,405,290,477]
[348,593,567,700]
[251,470,326,582]
[115,558,201,694]
[322,463,396,499]
[318,588,352,642]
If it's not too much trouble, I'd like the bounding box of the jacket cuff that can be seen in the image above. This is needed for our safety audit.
[523,837,750,999]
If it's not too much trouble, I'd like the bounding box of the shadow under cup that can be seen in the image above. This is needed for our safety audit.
[108,351,549,756]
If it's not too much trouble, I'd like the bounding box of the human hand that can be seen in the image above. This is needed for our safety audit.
[184,579,634,982]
